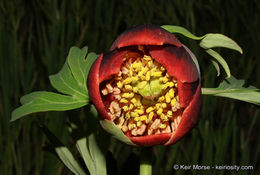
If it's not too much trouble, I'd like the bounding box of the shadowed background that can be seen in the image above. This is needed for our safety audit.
[0,0,259,174]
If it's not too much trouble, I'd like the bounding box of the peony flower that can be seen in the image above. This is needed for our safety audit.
[87,24,201,146]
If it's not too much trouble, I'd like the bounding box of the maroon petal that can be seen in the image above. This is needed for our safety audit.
[149,45,199,83]
[178,80,199,108]
[164,83,201,146]
[110,25,182,51]
[87,54,112,120]
[99,49,128,82]
[129,133,172,146]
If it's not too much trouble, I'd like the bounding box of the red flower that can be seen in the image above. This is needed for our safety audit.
[87,25,201,146]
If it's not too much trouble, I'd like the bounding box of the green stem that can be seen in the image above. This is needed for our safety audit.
[139,148,152,175]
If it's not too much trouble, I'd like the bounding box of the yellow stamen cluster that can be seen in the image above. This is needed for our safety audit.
[101,51,182,136]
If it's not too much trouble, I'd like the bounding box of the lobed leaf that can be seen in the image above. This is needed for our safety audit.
[202,76,260,105]
[11,46,98,121]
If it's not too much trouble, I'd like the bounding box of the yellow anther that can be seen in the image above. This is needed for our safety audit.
[134,117,140,122]
[137,121,142,127]
[146,107,154,113]
[171,98,176,107]
[135,109,144,115]
[129,69,133,76]
[158,96,165,102]
[122,126,128,132]
[143,55,152,61]
[162,84,168,90]
[160,114,168,121]
[156,108,163,115]
[155,103,161,109]
[148,61,153,68]
[132,76,139,83]
[133,61,142,69]
[167,111,173,116]
[176,95,179,101]
[129,92,134,98]
[148,112,154,121]
[159,76,168,83]
[131,98,137,104]
[150,67,157,73]
[161,103,167,108]
[143,67,149,74]
[159,124,166,129]
[169,88,175,98]
[140,75,146,81]
[120,98,128,103]
[165,93,171,103]
[160,66,165,71]
[151,71,162,77]
[117,81,123,89]
[125,85,133,91]
[126,112,131,120]
[131,112,139,118]
[123,77,132,84]
[128,123,136,130]
[122,93,130,98]
[169,82,174,87]
[122,106,129,112]
[133,87,138,93]
[145,71,151,81]
[140,115,147,121]
[129,104,134,110]
[137,81,147,89]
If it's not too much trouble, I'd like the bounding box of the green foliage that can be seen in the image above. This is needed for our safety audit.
[40,125,86,175]
[161,25,204,40]
[75,105,108,175]
[202,76,260,105]
[11,47,98,121]
[163,25,243,78]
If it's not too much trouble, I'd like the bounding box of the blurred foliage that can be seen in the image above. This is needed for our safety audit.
[0,0,259,175]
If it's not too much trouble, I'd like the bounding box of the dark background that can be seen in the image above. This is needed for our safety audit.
[0,0,259,175]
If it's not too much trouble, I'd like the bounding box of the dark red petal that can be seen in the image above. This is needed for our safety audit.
[87,54,111,120]
[149,45,199,83]
[129,133,172,146]
[164,83,201,146]
[99,49,128,82]
[178,80,199,108]
[110,24,182,51]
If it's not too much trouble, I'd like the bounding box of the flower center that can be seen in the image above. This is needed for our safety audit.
[101,49,183,136]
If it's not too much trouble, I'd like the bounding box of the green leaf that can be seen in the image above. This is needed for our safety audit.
[205,49,231,78]
[161,25,205,40]
[100,119,136,146]
[11,91,87,121]
[210,59,220,76]
[202,76,260,105]
[200,33,243,54]
[76,105,108,175]
[55,147,86,175]
[49,47,98,99]
[40,125,86,175]
[11,46,98,121]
